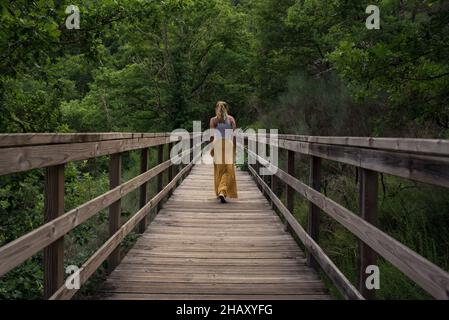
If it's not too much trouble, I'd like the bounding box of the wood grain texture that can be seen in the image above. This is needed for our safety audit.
[0,148,192,278]
[358,168,378,299]
[50,152,198,300]
[43,164,65,299]
[0,135,177,175]
[307,156,321,270]
[156,144,164,212]
[138,148,149,233]
[97,154,331,300]
[247,163,363,300]
[248,148,449,300]
[4,133,447,300]
[108,153,122,273]
[245,135,449,188]
[0,133,136,147]
[0,132,200,148]
[285,149,295,231]
[245,134,449,156]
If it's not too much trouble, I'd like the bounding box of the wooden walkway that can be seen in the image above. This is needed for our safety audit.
[2,133,449,300]
[98,157,331,300]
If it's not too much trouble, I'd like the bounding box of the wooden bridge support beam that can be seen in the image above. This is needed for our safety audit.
[156,144,164,212]
[43,164,65,299]
[168,142,174,193]
[285,150,295,231]
[190,136,194,163]
[271,174,278,208]
[172,142,180,187]
[270,138,278,203]
[108,153,122,273]
[253,137,260,190]
[265,141,273,194]
[307,156,321,270]
[138,148,149,234]
[168,142,173,181]
[358,168,379,299]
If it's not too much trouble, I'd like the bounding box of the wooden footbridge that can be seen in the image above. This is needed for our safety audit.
[0,132,449,300]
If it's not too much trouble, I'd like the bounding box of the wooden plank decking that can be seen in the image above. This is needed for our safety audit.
[98,158,331,300]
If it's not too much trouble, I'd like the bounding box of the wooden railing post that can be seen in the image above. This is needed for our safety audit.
[285,150,295,230]
[253,136,257,172]
[255,136,261,191]
[172,141,180,186]
[271,174,278,208]
[43,164,65,299]
[263,139,270,187]
[358,168,378,299]
[168,142,175,191]
[190,135,194,163]
[138,148,149,233]
[108,153,121,273]
[157,144,164,212]
[244,136,248,165]
[307,156,321,269]
[168,142,174,182]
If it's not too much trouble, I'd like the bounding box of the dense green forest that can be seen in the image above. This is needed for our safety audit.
[1,0,448,299]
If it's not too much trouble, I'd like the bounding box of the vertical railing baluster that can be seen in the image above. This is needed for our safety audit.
[358,168,378,299]
[156,144,164,212]
[44,164,65,299]
[244,135,248,167]
[190,134,194,163]
[108,153,121,273]
[168,142,174,181]
[271,172,278,208]
[168,142,174,192]
[255,135,260,191]
[307,156,321,269]
[138,148,149,234]
[172,140,179,186]
[285,150,295,231]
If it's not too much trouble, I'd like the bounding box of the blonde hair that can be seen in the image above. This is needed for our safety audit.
[215,101,229,123]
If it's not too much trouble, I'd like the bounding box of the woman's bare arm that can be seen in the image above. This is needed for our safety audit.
[209,117,216,143]
[230,116,237,130]
[229,116,237,158]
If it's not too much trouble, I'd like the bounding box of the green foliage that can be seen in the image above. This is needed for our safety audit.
[0,256,43,299]
[0,171,44,246]
[0,171,45,299]
[251,0,449,136]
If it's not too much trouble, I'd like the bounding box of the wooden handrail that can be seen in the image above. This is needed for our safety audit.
[241,134,449,300]
[0,132,170,147]
[243,134,449,189]
[2,132,447,154]
[278,135,449,156]
[0,133,203,299]
[50,148,203,300]
[0,132,200,175]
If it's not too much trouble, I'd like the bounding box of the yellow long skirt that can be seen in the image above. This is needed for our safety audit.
[213,139,238,198]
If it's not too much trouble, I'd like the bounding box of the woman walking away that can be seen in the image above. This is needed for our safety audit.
[209,101,238,203]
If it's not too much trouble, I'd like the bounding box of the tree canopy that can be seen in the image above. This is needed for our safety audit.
[1,0,447,137]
